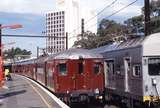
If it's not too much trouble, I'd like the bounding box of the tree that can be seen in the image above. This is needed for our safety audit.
[124,15,144,34]
[73,31,98,49]
[125,0,160,34]
[98,19,129,37]
[97,19,129,46]
[74,1,160,49]
[74,19,129,49]
[3,47,32,61]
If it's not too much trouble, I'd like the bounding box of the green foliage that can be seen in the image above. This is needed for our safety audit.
[142,0,160,17]
[73,31,98,49]
[128,0,160,34]
[124,15,144,34]
[98,19,128,37]
[74,19,129,49]
[74,0,160,49]
[3,47,32,60]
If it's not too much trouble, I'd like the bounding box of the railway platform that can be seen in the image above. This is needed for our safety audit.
[0,74,69,108]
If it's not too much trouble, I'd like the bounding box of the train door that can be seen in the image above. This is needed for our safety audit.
[33,64,36,80]
[55,60,75,92]
[90,60,104,90]
[75,60,86,90]
[105,59,116,89]
[46,62,53,89]
[44,62,47,86]
[124,57,131,92]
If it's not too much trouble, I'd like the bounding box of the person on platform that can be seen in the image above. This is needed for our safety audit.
[4,68,12,81]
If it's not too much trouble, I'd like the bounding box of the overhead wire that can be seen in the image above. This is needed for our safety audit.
[69,0,139,39]
[86,0,139,30]
[68,0,118,36]
[2,0,140,39]
[85,0,118,24]
[2,34,66,38]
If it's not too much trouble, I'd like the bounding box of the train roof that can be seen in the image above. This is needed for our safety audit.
[36,56,49,63]
[91,37,145,53]
[91,33,160,55]
[53,48,103,59]
[13,58,36,65]
[91,35,146,54]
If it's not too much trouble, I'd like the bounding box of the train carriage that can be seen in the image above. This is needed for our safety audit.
[12,61,23,74]
[92,33,160,107]
[36,56,49,86]
[12,48,104,104]
[47,49,104,103]
[25,59,36,79]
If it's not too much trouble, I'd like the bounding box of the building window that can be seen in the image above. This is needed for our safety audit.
[133,65,141,77]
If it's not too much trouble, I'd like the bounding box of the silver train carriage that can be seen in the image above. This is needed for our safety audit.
[92,33,160,107]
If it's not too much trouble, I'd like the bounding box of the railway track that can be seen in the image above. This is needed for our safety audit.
[70,101,120,108]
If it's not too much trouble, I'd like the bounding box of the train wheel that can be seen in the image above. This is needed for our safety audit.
[150,102,157,108]
[67,98,71,106]
[144,101,150,108]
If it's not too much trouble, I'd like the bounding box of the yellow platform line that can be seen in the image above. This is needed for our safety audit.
[25,79,52,108]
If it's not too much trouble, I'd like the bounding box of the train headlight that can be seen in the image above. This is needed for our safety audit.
[152,78,157,86]
[94,88,99,94]
[67,90,69,94]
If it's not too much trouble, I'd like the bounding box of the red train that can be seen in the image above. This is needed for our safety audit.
[12,48,104,103]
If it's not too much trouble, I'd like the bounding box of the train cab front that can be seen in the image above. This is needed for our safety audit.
[143,57,160,107]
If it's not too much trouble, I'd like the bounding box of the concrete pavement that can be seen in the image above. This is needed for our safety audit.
[0,74,69,108]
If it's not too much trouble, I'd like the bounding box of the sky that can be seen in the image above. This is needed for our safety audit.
[0,0,144,57]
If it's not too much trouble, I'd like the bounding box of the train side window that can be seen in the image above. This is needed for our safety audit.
[59,63,67,75]
[116,65,121,75]
[78,62,83,74]
[106,60,115,74]
[93,63,101,74]
[37,68,43,74]
[133,65,141,77]
[48,68,53,77]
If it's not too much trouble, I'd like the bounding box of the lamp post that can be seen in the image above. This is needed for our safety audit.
[0,24,22,87]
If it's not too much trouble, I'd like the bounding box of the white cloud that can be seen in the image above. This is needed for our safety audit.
[81,0,143,20]
[0,0,56,14]
[0,0,143,19]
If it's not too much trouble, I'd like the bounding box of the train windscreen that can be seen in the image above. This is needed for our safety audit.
[148,58,160,75]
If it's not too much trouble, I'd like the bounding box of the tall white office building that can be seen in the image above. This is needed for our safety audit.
[46,0,97,54]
